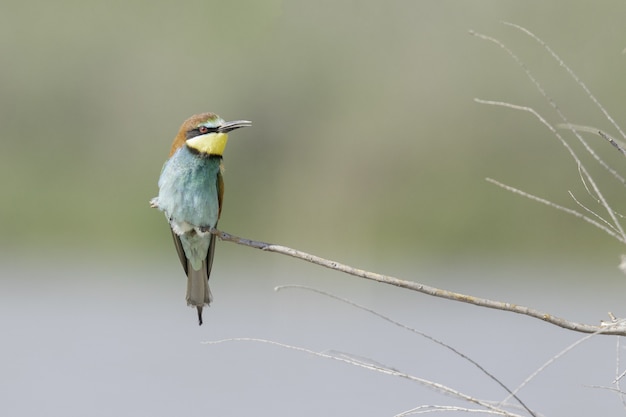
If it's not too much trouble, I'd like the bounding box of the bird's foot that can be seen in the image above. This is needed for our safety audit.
[149,197,159,208]
[198,225,218,234]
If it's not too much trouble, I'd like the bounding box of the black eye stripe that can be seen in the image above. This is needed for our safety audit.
[185,126,218,139]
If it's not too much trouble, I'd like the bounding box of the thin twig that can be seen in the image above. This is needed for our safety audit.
[502,330,603,404]
[474,98,626,244]
[615,337,626,411]
[556,124,626,161]
[276,285,536,416]
[470,28,626,243]
[567,191,619,235]
[484,177,625,243]
[598,130,626,157]
[503,22,626,142]
[203,337,524,417]
[395,404,521,416]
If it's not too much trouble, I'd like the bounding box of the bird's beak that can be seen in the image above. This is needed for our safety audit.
[218,120,252,133]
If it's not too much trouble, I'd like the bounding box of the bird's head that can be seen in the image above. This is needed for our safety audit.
[169,113,251,157]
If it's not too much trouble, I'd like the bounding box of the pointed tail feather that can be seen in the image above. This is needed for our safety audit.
[186,260,213,325]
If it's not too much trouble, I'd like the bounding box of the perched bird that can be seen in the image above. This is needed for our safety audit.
[151,113,251,325]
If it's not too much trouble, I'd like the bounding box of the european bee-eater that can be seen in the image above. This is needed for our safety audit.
[152,113,251,325]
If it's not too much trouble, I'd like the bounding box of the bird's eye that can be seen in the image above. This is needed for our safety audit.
[199,126,210,134]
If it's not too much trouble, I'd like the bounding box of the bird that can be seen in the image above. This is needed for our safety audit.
[151,113,251,325]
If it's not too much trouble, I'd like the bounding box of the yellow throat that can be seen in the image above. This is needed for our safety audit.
[186,132,229,156]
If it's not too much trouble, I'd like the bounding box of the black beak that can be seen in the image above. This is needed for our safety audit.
[218,120,252,133]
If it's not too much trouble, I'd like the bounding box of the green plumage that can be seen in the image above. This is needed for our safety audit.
[157,147,223,325]
[153,113,250,325]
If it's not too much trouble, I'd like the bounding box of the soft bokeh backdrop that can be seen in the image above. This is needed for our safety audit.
[4,1,626,416]
[2,0,626,262]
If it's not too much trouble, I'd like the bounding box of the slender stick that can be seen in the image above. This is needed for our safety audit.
[207,227,626,336]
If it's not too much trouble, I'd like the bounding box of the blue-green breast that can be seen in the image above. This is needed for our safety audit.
[157,146,221,229]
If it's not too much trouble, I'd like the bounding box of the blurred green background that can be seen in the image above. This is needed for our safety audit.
[3,0,626,267]
[5,3,626,415]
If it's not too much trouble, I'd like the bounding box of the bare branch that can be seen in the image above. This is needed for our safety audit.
[476,177,625,243]
[203,226,626,336]
[557,124,626,186]
[598,130,626,157]
[394,405,522,416]
[203,337,525,417]
[567,190,620,235]
[502,331,599,404]
[556,124,626,160]
[471,28,626,242]
[502,21,626,142]
[277,285,536,416]
[150,195,622,334]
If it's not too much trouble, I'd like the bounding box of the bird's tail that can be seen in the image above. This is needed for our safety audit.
[186,261,213,325]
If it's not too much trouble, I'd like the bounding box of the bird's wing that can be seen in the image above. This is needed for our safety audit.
[206,170,223,277]
[217,168,224,219]
[205,232,217,278]
[170,228,188,275]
